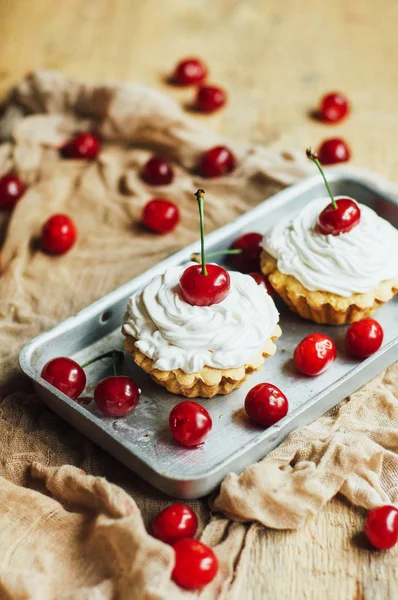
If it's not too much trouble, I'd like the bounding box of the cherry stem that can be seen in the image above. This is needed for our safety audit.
[306,147,337,210]
[191,248,242,263]
[81,350,124,370]
[195,188,207,276]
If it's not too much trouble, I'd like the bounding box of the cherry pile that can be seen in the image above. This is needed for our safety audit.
[171,56,227,114]
[152,502,218,589]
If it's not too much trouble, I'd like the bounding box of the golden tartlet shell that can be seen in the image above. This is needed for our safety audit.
[123,325,281,399]
[260,250,398,325]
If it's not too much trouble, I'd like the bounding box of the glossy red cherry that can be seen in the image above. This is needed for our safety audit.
[61,133,100,160]
[245,383,288,427]
[196,85,226,113]
[318,198,361,235]
[152,504,198,544]
[94,376,140,417]
[173,57,207,85]
[346,318,384,358]
[172,538,218,589]
[180,264,230,306]
[41,214,77,255]
[318,138,351,165]
[319,92,350,124]
[142,156,174,186]
[41,357,86,400]
[231,232,263,273]
[294,333,336,376]
[199,146,236,178]
[169,401,212,447]
[364,505,398,550]
[249,272,275,297]
[143,198,180,233]
[0,173,26,210]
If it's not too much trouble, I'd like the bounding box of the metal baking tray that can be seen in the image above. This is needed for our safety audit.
[20,172,398,499]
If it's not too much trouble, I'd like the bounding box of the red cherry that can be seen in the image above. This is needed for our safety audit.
[169,401,212,447]
[245,383,288,427]
[41,214,77,255]
[94,376,140,417]
[319,92,350,124]
[180,264,230,307]
[152,504,198,544]
[196,85,226,113]
[318,138,351,165]
[172,538,218,589]
[364,505,398,550]
[346,318,384,358]
[173,57,207,85]
[41,357,86,400]
[294,333,336,376]
[143,198,180,233]
[318,198,361,235]
[231,232,263,273]
[0,173,26,210]
[142,156,174,186]
[199,146,236,178]
[249,272,275,297]
[61,133,100,160]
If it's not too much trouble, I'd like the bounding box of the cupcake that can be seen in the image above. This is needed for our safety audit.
[123,188,280,398]
[123,264,281,398]
[260,149,398,325]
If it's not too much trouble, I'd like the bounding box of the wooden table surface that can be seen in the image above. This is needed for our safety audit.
[1,1,397,598]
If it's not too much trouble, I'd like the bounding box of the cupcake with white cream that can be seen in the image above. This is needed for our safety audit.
[122,188,281,398]
[260,149,398,324]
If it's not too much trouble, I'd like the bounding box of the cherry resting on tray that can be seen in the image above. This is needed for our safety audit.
[143,198,180,233]
[142,156,174,186]
[169,401,212,447]
[196,85,227,113]
[94,376,140,417]
[346,318,384,358]
[245,383,288,427]
[41,214,77,255]
[152,503,198,544]
[294,333,336,376]
[172,538,218,589]
[0,173,26,210]
[41,357,86,400]
[306,147,360,235]
[199,146,236,178]
[61,133,101,160]
[319,92,350,124]
[173,57,207,85]
[180,189,230,306]
[364,505,398,550]
[231,232,263,272]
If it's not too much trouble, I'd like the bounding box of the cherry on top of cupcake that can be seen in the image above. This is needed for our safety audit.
[306,147,360,236]
[180,189,230,307]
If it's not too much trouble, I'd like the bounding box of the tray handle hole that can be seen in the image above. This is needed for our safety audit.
[100,310,112,324]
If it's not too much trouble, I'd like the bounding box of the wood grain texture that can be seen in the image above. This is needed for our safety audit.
[0,1,397,598]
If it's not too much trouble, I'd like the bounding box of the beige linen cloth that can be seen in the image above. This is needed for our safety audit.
[0,70,396,599]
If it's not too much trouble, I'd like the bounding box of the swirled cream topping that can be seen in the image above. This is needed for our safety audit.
[123,264,279,373]
[263,196,398,297]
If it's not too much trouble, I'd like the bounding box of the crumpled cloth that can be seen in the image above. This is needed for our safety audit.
[0,70,396,600]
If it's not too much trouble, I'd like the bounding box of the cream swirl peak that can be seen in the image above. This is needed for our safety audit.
[263,197,398,297]
[123,264,279,374]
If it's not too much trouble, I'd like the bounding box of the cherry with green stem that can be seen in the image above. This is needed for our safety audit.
[191,230,263,274]
[41,350,140,417]
[306,146,360,236]
[180,189,230,306]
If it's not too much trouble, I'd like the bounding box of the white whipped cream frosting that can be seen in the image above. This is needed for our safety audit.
[123,264,279,373]
[263,196,398,297]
